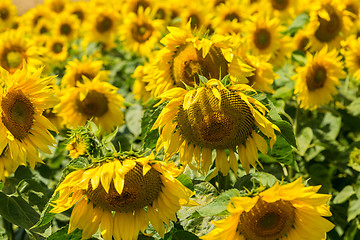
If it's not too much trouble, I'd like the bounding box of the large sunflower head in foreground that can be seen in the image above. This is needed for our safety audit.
[201,177,334,240]
[306,0,353,51]
[152,78,280,177]
[51,153,193,240]
[0,30,42,74]
[293,46,346,110]
[146,25,253,97]
[119,6,165,57]
[55,76,125,133]
[0,63,58,174]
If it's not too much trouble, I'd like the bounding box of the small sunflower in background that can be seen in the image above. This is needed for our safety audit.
[122,0,154,14]
[211,0,250,35]
[44,36,69,65]
[61,55,109,88]
[55,76,125,133]
[306,0,353,51]
[343,37,360,82]
[152,77,279,177]
[65,0,89,25]
[0,30,43,74]
[201,177,334,240]
[82,4,120,50]
[244,13,286,58]
[0,63,58,179]
[293,47,346,110]
[180,0,213,32]
[52,12,81,41]
[21,5,50,33]
[146,24,253,97]
[51,153,193,240]
[343,0,360,21]
[0,0,17,32]
[263,0,301,24]
[34,18,51,36]
[293,29,310,55]
[44,0,69,14]
[119,7,165,57]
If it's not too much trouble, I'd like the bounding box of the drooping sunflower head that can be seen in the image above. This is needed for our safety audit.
[0,30,42,74]
[147,27,252,97]
[0,0,17,31]
[51,153,193,239]
[119,6,166,57]
[294,47,346,110]
[0,63,58,169]
[61,55,109,88]
[202,177,334,240]
[152,77,280,176]
[66,127,94,158]
[307,0,353,51]
[55,76,125,134]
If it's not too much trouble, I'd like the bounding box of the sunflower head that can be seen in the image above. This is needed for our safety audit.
[152,77,279,176]
[51,152,193,239]
[202,177,334,240]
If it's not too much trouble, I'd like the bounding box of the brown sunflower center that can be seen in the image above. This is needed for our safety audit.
[237,198,295,240]
[271,0,289,10]
[306,64,327,91]
[1,90,35,140]
[297,36,309,52]
[0,8,9,20]
[1,47,25,73]
[155,8,166,20]
[86,162,162,212]
[315,4,342,43]
[225,12,241,22]
[74,72,96,85]
[40,26,48,34]
[76,90,109,117]
[254,28,271,50]
[188,14,201,30]
[60,23,72,36]
[96,15,113,33]
[73,10,84,21]
[132,23,153,43]
[177,88,254,149]
[215,0,226,7]
[172,44,228,88]
[51,3,64,13]
[52,42,63,54]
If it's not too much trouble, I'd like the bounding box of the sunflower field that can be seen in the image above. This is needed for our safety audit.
[1,0,360,239]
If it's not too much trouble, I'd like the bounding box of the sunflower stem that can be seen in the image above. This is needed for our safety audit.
[217,172,231,191]
[3,218,14,240]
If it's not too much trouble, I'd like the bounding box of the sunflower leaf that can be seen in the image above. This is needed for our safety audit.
[47,225,98,240]
[274,120,297,148]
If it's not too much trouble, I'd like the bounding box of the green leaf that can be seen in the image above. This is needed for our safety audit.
[297,127,313,156]
[141,101,165,150]
[196,189,240,217]
[169,230,199,240]
[47,225,98,240]
[348,199,360,222]
[177,173,194,191]
[347,98,360,117]
[320,112,341,140]
[333,185,355,204]
[125,104,143,137]
[274,120,297,148]
[270,136,294,165]
[285,12,309,35]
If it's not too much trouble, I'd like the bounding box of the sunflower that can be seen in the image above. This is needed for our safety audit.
[244,14,285,58]
[265,0,301,24]
[0,0,17,31]
[82,5,120,50]
[211,0,250,35]
[0,63,58,170]
[44,36,69,65]
[61,55,109,88]
[343,37,360,82]
[55,76,125,133]
[52,12,81,41]
[44,0,69,14]
[293,29,310,54]
[122,0,154,14]
[146,25,253,97]
[0,147,23,182]
[293,47,346,110]
[343,0,360,21]
[119,7,165,57]
[34,18,52,35]
[0,30,42,74]
[50,153,193,239]
[201,177,334,240]
[306,0,353,51]
[269,34,293,69]
[180,1,213,32]
[21,5,51,31]
[65,0,89,24]
[152,78,279,176]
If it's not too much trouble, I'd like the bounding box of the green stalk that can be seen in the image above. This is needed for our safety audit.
[3,218,14,240]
